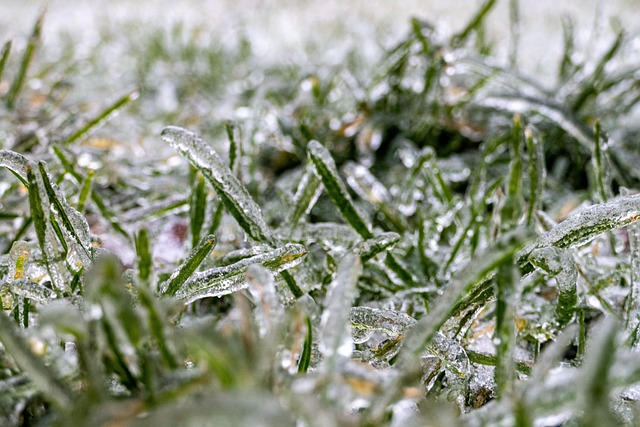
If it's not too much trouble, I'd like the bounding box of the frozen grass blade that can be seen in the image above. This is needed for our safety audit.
[161,235,216,297]
[190,172,207,249]
[297,316,313,373]
[591,120,612,203]
[450,0,496,46]
[5,11,43,109]
[225,120,241,173]
[353,232,400,262]
[319,254,362,374]
[64,89,139,145]
[0,40,11,83]
[518,194,640,273]
[0,149,31,186]
[289,164,322,232]
[174,243,306,303]
[343,162,407,232]
[525,127,545,226]
[500,115,524,229]
[307,140,373,239]
[37,162,92,261]
[76,169,94,213]
[494,257,520,398]
[529,247,577,327]
[135,227,152,287]
[578,318,620,426]
[0,310,73,409]
[161,126,275,244]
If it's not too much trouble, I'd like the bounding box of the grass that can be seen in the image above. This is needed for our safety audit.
[2,1,640,425]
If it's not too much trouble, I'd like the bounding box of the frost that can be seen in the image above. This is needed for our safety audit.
[161,126,275,244]
[175,243,307,303]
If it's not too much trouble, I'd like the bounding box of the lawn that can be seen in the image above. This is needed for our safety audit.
[2,1,640,425]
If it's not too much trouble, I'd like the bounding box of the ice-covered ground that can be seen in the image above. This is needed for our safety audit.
[2,0,640,81]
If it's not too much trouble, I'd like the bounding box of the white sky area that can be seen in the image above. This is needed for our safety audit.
[2,0,640,80]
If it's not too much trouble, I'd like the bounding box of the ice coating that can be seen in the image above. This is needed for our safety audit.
[519,194,640,264]
[353,232,401,261]
[290,165,323,227]
[246,264,283,337]
[319,254,362,370]
[161,126,275,244]
[307,140,373,239]
[175,243,307,303]
[350,306,416,343]
[0,149,32,183]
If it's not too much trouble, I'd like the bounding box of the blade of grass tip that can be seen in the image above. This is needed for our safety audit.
[450,0,497,46]
[289,164,323,234]
[0,310,73,409]
[175,243,307,303]
[161,235,216,297]
[307,140,373,239]
[525,127,545,226]
[5,11,43,110]
[161,126,275,245]
[343,162,407,232]
[52,145,130,240]
[135,227,152,287]
[0,40,11,83]
[0,149,31,186]
[297,316,313,374]
[3,217,32,254]
[494,255,520,399]
[529,247,577,328]
[465,349,531,375]
[558,16,577,81]
[578,318,620,426]
[190,173,206,249]
[623,189,640,337]
[518,194,640,274]
[76,168,94,213]
[353,232,400,262]
[64,88,139,145]
[37,162,91,260]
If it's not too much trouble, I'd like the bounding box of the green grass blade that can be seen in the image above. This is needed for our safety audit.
[500,115,524,229]
[525,127,545,226]
[297,316,313,374]
[465,349,531,375]
[0,149,31,186]
[76,169,94,213]
[518,194,640,273]
[161,126,275,244]
[225,120,240,173]
[64,89,139,145]
[591,120,612,203]
[135,227,153,287]
[494,256,520,398]
[5,11,43,109]
[307,140,372,239]
[161,235,216,297]
[0,40,11,83]
[37,162,92,260]
[175,243,307,303]
[450,0,496,46]
[0,310,73,409]
[190,173,207,249]
[353,232,400,262]
[529,247,577,327]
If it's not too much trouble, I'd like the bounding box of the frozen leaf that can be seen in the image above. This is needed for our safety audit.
[350,306,415,344]
[353,232,400,262]
[290,164,323,231]
[161,126,275,244]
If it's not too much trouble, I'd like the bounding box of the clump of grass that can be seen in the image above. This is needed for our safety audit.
[2,2,640,426]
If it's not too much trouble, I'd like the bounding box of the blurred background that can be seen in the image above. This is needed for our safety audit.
[2,0,640,80]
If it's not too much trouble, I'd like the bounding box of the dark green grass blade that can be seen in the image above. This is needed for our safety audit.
[77,168,94,213]
[307,140,372,239]
[289,165,322,232]
[161,126,275,244]
[190,173,207,249]
[451,0,497,46]
[161,235,216,297]
[64,89,139,145]
[0,40,11,83]
[135,227,153,286]
[5,12,43,109]
[297,316,313,374]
